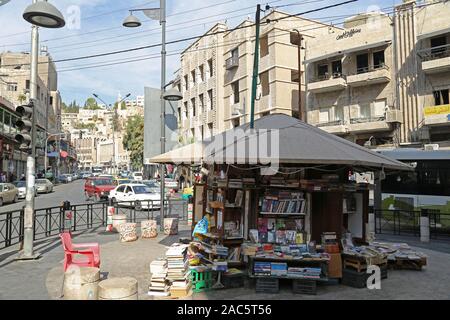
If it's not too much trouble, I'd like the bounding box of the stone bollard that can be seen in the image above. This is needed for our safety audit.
[141,220,158,239]
[63,266,100,300]
[119,223,138,242]
[98,277,138,300]
[164,218,178,235]
[420,210,430,243]
[112,214,127,233]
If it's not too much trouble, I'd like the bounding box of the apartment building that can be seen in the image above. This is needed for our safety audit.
[305,0,450,149]
[125,95,145,108]
[223,11,338,129]
[178,23,227,143]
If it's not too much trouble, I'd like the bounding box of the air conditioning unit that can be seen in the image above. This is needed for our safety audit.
[424,144,439,151]
[386,109,403,123]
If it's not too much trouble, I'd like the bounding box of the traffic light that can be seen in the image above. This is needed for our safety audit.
[15,99,34,152]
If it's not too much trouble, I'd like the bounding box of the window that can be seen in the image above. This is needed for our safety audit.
[191,70,196,85]
[199,65,204,82]
[356,53,369,73]
[191,128,195,140]
[231,81,240,104]
[49,96,53,105]
[207,59,213,78]
[260,71,270,96]
[208,123,213,137]
[116,185,126,193]
[7,83,17,91]
[335,107,344,122]
[319,108,330,123]
[183,101,188,119]
[373,50,385,69]
[184,75,188,91]
[430,36,447,55]
[318,64,329,79]
[373,99,387,117]
[434,89,449,105]
[260,34,269,57]
[208,90,213,110]
[178,107,182,123]
[4,112,11,133]
[191,98,196,117]
[25,80,30,90]
[200,126,204,141]
[332,60,342,77]
[231,48,239,60]
[291,70,299,83]
[359,103,371,119]
[199,94,204,114]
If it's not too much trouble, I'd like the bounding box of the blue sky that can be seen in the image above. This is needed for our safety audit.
[0,0,400,105]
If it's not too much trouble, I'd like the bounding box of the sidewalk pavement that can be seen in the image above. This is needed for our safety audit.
[1,228,449,300]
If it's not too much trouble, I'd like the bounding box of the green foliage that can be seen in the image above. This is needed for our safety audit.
[74,122,96,131]
[123,115,144,170]
[62,100,80,113]
[84,97,101,110]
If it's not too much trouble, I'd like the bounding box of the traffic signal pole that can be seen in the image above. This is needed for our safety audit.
[18,22,40,260]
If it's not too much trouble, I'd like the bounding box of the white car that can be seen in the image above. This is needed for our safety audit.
[109,184,160,210]
[13,181,38,199]
[131,172,143,181]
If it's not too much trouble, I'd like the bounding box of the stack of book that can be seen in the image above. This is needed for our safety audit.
[269,177,286,187]
[166,244,191,297]
[216,178,227,188]
[286,179,300,188]
[254,262,271,276]
[287,267,322,279]
[261,191,306,214]
[271,262,288,276]
[242,177,256,187]
[228,178,243,188]
[148,259,170,297]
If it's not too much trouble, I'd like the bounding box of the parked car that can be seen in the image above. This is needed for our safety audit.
[0,183,19,206]
[13,181,38,199]
[35,179,54,194]
[81,172,93,179]
[59,174,73,183]
[84,177,116,202]
[131,172,143,181]
[109,183,160,210]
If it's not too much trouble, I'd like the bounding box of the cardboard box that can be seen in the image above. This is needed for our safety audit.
[328,253,343,279]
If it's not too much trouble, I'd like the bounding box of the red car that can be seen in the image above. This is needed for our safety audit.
[84,177,116,202]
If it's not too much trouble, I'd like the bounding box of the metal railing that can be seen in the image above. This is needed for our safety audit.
[354,64,389,75]
[350,116,386,124]
[375,209,421,237]
[311,72,346,83]
[225,56,239,69]
[418,44,450,61]
[0,198,188,250]
[429,211,450,240]
[317,119,345,127]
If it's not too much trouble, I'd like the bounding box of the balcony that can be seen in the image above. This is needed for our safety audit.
[348,116,391,134]
[225,56,239,70]
[420,45,450,74]
[423,105,450,127]
[316,120,348,135]
[346,65,391,87]
[309,74,347,93]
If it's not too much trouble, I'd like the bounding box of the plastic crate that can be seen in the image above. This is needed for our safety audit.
[255,278,279,293]
[342,268,369,289]
[191,269,214,293]
[222,273,245,289]
[292,279,317,295]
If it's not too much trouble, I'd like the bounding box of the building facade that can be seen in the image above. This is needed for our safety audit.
[305,0,450,149]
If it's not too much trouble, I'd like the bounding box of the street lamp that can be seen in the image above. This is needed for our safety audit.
[19,0,65,261]
[92,93,131,175]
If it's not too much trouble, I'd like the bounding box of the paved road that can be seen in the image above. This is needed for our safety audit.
[0,180,87,213]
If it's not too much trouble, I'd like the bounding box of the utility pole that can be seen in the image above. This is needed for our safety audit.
[159,0,167,232]
[293,29,303,121]
[250,4,261,129]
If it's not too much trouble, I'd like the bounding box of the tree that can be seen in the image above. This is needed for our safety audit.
[123,115,144,170]
[84,97,101,110]
[114,101,126,110]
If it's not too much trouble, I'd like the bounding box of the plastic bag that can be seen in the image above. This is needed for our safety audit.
[192,216,209,238]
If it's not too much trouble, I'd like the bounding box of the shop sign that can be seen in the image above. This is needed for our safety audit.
[336,28,362,40]
[424,104,450,117]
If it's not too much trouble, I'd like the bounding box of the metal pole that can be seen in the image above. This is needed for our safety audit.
[19,6,40,259]
[159,0,166,231]
[250,5,261,129]
[294,30,303,121]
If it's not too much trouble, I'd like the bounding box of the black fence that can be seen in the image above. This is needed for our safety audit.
[0,198,189,250]
[375,210,421,237]
[375,209,450,239]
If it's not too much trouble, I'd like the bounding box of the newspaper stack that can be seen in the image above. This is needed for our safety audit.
[148,259,170,297]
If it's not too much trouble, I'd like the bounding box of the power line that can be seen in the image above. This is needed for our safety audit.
[0,0,358,68]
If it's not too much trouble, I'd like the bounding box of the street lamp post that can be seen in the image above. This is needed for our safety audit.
[18,0,65,261]
[92,93,130,175]
[123,0,183,232]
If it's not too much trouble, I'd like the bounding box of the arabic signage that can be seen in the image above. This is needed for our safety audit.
[336,28,362,40]
[424,104,450,117]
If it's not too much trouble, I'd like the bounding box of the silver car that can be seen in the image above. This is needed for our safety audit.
[0,183,19,206]
[35,179,54,194]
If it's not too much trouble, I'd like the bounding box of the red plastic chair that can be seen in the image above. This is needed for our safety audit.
[59,232,100,272]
